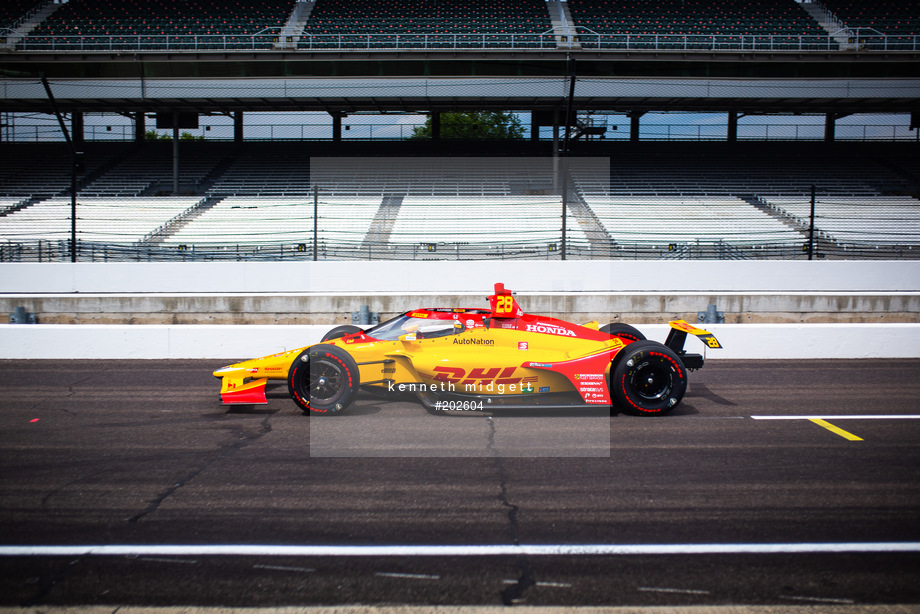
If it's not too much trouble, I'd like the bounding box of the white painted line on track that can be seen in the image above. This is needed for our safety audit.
[253,564,315,573]
[751,415,920,420]
[137,556,198,565]
[1,543,919,557]
[375,572,441,580]
[783,595,857,605]
[504,580,574,588]
[638,587,711,595]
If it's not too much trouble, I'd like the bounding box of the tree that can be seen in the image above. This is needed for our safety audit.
[409,112,525,140]
[145,129,204,141]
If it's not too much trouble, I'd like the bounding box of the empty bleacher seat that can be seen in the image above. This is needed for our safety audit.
[300,0,554,49]
[22,0,292,50]
[567,0,826,49]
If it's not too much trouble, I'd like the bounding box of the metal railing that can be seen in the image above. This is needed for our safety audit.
[2,122,916,143]
[2,238,917,262]
[9,31,920,52]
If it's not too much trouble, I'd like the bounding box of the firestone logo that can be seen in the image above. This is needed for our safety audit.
[525,323,576,337]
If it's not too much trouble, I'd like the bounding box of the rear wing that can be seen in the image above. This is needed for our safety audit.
[664,320,722,371]
[665,319,722,352]
[487,282,524,318]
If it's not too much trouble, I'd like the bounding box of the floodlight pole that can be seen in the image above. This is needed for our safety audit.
[41,75,80,263]
[808,184,816,260]
[313,185,319,261]
[560,56,576,261]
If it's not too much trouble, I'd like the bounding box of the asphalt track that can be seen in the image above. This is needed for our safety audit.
[1,358,920,609]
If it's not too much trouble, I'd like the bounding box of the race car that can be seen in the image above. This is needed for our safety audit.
[213,283,721,416]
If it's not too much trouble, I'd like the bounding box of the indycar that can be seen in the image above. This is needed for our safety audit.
[214,283,721,416]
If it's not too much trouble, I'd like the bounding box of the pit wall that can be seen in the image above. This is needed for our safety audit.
[1,323,919,360]
[1,261,918,359]
[2,260,919,293]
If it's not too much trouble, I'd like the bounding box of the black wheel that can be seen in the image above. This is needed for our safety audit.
[600,323,646,342]
[288,344,360,415]
[321,324,364,342]
[611,340,687,416]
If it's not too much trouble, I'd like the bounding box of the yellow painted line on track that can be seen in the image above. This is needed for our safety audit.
[809,418,863,441]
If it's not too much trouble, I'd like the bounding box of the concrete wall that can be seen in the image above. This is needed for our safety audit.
[2,291,918,325]
[2,260,919,293]
[1,323,918,360]
[2,261,918,326]
[1,261,918,359]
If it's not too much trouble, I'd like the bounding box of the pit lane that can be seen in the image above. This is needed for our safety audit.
[1,358,919,608]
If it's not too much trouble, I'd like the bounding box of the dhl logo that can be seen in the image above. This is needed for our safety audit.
[432,366,537,388]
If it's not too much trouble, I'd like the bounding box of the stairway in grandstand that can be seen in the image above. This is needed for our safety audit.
[798,1,852,49]
[277,0,316,49]
[0,0,65,50]
[819,0,920,48]
[360,195,404,251]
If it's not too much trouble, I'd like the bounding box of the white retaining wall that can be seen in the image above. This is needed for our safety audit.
[1,261,918,359]
[1,323,918,360]
[2,260,919,293]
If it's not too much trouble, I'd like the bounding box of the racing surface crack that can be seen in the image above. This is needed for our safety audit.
[487,416,534,605]
[20,556,86,606]
[128,416,272,523]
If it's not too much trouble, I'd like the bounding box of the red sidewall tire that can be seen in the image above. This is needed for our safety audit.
[288,344,360,415]
[321,325,365,342]
[600,323,647,343]
[611,341,687,416]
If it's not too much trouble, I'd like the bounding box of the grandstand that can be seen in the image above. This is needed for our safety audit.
[19,0,293,50]
[301,0,553,49]
[567,0,829,50]
[763,195,920,249]
[4,0,916,51]
[0,0,41,31]
[1,141,917,261]
[0,0,918,261]
[822,0,920,49]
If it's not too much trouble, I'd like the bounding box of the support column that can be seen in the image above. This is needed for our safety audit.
[552,109,560,189]
[628,111,644,143]
[134,112,146,142]
[824,112,836,142]
[172,112,180,195]
[71,111,84,149]
[234,111,244,143]
[531,111,539,141]
[431,112,441,141]
[332,112,342,143]
[727,112,738,142]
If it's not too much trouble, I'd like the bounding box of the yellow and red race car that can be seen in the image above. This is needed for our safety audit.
[214,283,721,416]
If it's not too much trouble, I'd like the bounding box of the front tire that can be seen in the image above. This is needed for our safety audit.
[321,324,364,342]
[611,340,687,416]
[288,344,360,415]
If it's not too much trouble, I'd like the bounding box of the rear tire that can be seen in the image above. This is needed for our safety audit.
[600,323,646,342]
[611,340,687,416]
[288,344,360,415]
